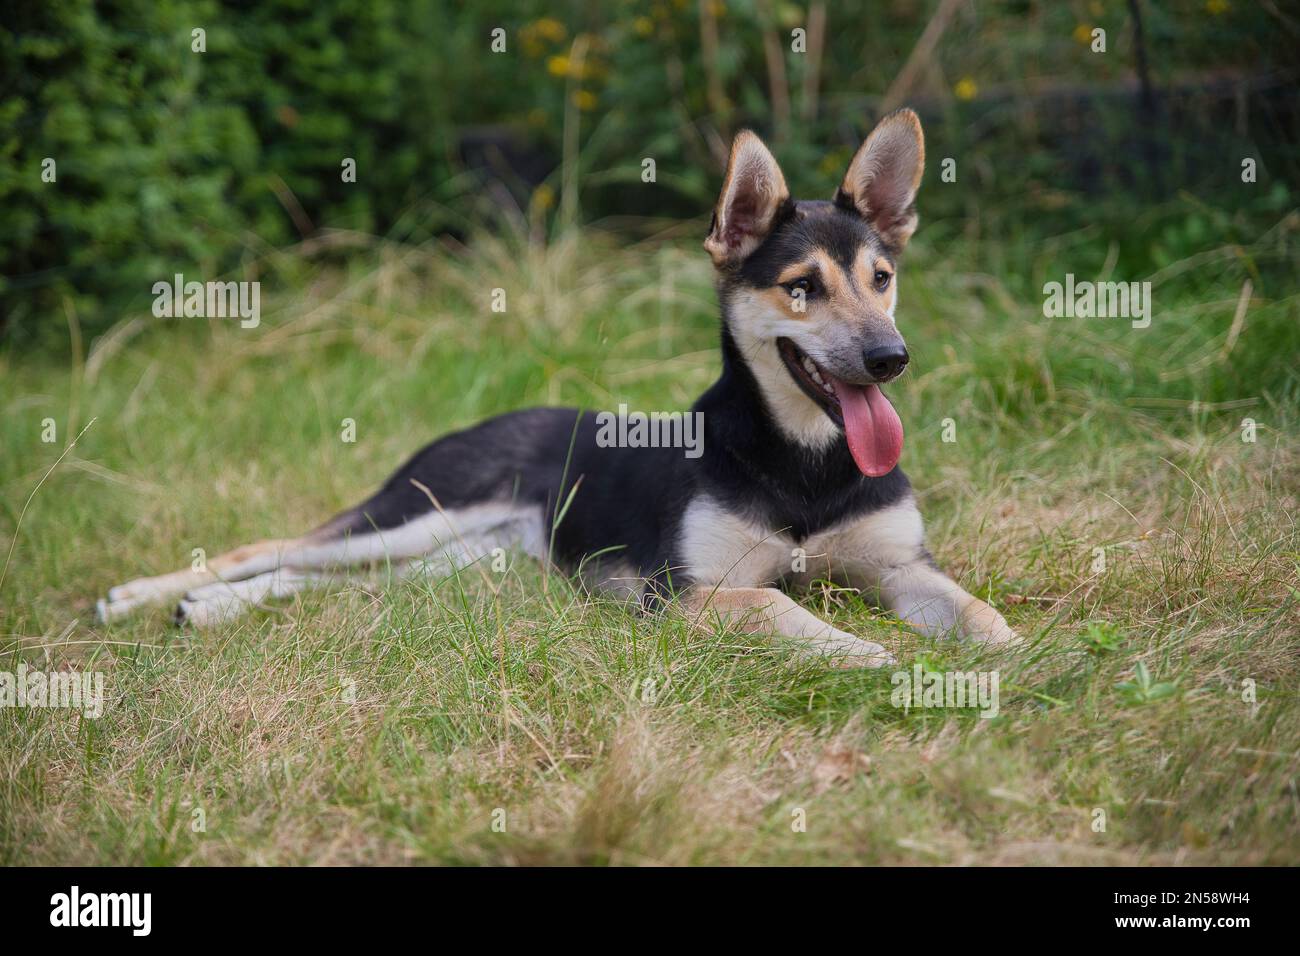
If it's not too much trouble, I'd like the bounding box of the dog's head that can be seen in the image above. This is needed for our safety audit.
[705,110,924,478]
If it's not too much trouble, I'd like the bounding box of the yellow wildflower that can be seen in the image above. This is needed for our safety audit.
[534,18,566,42]
[954,77,977,101]
[574,90,598,111]
[547,55,570,77]
[819,148,850,178]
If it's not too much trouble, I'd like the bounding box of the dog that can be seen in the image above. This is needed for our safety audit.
[98,109,1017,665]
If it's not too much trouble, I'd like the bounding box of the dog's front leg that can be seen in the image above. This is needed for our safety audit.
[680,586,895,667]
[876,560,1018,646]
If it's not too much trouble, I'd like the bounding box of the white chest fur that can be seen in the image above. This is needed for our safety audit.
[677,494,926,589]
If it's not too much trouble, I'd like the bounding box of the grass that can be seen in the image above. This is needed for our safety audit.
[2,206,1299,865]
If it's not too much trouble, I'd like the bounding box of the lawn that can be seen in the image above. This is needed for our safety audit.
[2,212,1298,865]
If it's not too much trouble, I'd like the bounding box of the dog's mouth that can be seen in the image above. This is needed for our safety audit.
[777,338,904,478]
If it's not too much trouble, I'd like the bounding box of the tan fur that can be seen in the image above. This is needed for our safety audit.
[99,503,548,625]
[765,247,897,334]
[103,538,293,609]
[758,284,803,319]
[856,250,897,314]
[681,585,893,666]
[724,289,842,451]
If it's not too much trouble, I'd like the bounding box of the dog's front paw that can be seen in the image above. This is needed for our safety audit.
[831,645,898,669]
[809,630,897,669]
[961,600,1020,647]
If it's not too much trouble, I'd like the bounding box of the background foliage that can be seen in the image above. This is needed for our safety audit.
[2,0,1296,346]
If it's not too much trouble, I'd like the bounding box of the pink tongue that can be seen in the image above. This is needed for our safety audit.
[829,378,904,477]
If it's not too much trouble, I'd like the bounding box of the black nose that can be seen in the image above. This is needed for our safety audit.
[864,345,909,381]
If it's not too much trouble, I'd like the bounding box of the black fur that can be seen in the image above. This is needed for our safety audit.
[739,199,893,286]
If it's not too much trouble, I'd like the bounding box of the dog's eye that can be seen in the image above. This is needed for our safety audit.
[785,277,816,297]
[873,270,892,292]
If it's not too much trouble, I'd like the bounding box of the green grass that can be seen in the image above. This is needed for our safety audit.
[2,211,1299,865]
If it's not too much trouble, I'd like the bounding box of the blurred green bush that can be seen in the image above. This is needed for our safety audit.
[1,0,1294,347]
[0,0,441,344]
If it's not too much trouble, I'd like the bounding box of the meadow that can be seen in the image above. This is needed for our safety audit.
[2,201,1298,865]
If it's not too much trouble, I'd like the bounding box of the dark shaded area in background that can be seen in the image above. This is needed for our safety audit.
[1,0,1296,347]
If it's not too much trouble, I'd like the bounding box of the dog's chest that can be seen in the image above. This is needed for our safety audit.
[675,493,923,588]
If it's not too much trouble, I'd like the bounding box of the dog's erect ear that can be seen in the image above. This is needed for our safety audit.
[835,109,925,252]
[704,130,790,267]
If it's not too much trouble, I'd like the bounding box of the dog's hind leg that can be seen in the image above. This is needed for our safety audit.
[163,500,545,627]
[96,512,381,624]
[171,562,427,628]
[173,566,335,628]
[97,536,308,623]
[99,500,544,626]
[98,407,569,625]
